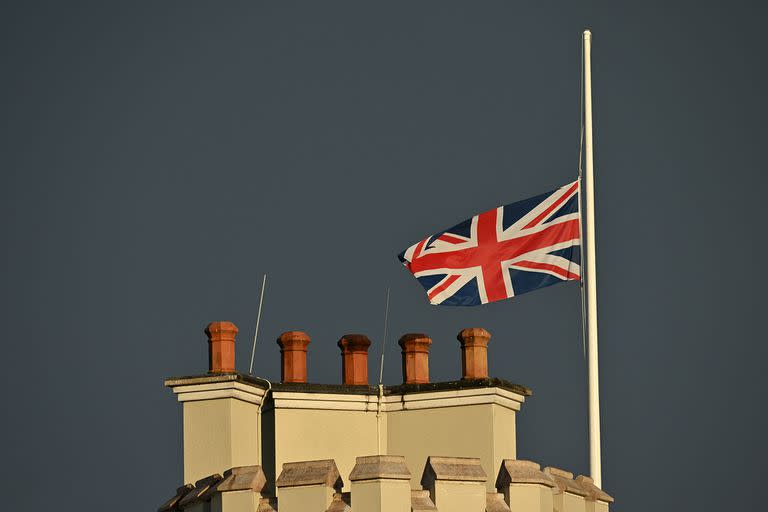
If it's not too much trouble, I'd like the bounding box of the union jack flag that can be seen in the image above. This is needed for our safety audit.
[398,180,582,306]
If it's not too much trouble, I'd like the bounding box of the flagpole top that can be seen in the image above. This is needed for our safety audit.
[583,29,592,40]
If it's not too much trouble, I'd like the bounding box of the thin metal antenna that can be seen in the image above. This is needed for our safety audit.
[248,273,267,375]
[378,287,390,385]
[376,287,390,455]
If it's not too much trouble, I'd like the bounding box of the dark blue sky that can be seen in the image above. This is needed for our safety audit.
[1,2,766,511]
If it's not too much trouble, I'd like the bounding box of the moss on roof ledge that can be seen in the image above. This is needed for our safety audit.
[164,373,531,397]
[386,378,531,397]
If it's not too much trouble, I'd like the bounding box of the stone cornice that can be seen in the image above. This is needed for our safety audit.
[165,373,529,411]
[266,386,525,412]
[384,386,525,412]
[165,373,267,405]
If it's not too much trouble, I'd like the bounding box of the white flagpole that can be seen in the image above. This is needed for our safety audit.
[583,29,603,488]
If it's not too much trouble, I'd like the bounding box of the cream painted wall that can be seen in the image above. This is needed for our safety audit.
[554,492,587,512]
[229,399,261,469]
[171,384,616,512]
[585,501,609,512]
[183,398,260,484]
[432,481,487,512]
[350,479,412,512]
[272,408,382,492]
[211,490,262,512]
[505,484,555,512]
[276,484,335,512]
[491,405,517,483]
[386,403,516,490]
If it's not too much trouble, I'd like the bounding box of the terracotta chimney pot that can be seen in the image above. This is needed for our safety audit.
[398,333,432,384]
[205,321,238,374]
[277,331,311,383]
[457,327,491,379]
[338,334,372,386]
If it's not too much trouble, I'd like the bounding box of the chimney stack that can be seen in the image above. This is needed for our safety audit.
[338,334,371,386]
[398,333,432,384]
[277,331,311,383]
[457,328,491,379]
[205,321,238,373]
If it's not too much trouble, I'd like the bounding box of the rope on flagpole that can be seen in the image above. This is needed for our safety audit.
[578,34,588,362]
[578,33,585,179]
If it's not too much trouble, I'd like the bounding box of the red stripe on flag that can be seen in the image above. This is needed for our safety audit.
[413,238,428,259]
[512,260,580,281]
[428,274,461,301]
[408,218,580,274]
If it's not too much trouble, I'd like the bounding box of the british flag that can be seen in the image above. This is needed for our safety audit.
[398,180,582,306]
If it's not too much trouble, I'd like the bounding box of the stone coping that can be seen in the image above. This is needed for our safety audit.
[575,475,614,503]
[158,484,194,512]
[411,490,438,511]
[422,456,487,485]
[165,373,531,397]
[158,469,266,511]
[275,459,343,490]
[158,460,613,511]
[164,372,270,388]
[496,460,556,489]
[177,474,223,508]
[217,465,267,492]
[349,455,411,481]
[543,467,589,497]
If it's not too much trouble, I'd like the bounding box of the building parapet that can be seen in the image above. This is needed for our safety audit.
[158,456,611,512]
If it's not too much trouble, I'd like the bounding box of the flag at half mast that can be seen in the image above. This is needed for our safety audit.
[398,180,581,306]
